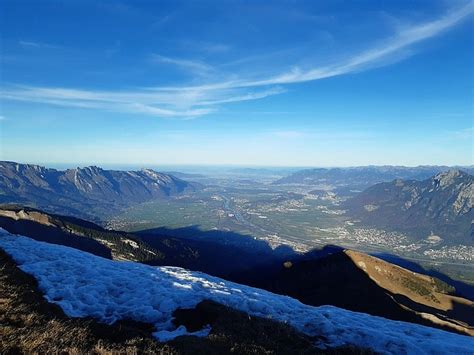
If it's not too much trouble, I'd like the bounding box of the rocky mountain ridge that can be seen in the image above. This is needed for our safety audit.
[274,165,474,190]
[0,161,196,218]
[345,169,474,243]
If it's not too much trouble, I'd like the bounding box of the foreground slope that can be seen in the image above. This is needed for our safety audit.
[236,248,473,336]
[0,230,473,354]
[0,248,324,354]
[345,251,473,333]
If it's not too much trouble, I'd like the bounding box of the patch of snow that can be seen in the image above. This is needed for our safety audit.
[124,239,139,249]
[0,230,473,354]
[155,325,211,342]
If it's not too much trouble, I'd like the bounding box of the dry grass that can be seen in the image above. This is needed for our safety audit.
[0,249,176,354]
[346,250,474,336]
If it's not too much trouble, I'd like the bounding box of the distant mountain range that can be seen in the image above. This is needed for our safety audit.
[345,170,474,244]
[0,161,196,219]
[274,166,474,190]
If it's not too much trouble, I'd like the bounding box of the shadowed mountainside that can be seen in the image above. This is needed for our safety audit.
[344,170,474,243]
[232,248,474,336]
[0,161,197,220]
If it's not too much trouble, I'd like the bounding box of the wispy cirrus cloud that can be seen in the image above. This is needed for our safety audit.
[19,40,61,49]
[19,41,42,48]
[2,3,472,119]
[150,54,214,76]
[208,1,473,88]
[0,85,279,118]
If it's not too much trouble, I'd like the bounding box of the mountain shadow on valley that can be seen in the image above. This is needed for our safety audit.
[0,207,297,278]
[136,225,297,276]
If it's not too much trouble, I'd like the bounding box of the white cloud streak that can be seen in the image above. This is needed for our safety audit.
[179,1,473,89]
[19,41,42,48]
[2,3,472,119]
[150,54,214,76]
[19,40,61,49]
[0,85,280,118]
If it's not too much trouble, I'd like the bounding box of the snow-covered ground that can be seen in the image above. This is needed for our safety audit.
[0,229,473,354]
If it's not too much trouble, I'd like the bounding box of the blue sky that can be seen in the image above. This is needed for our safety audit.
[0,0,473,167]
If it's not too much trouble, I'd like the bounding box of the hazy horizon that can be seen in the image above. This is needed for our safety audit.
[3,160,474,173]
